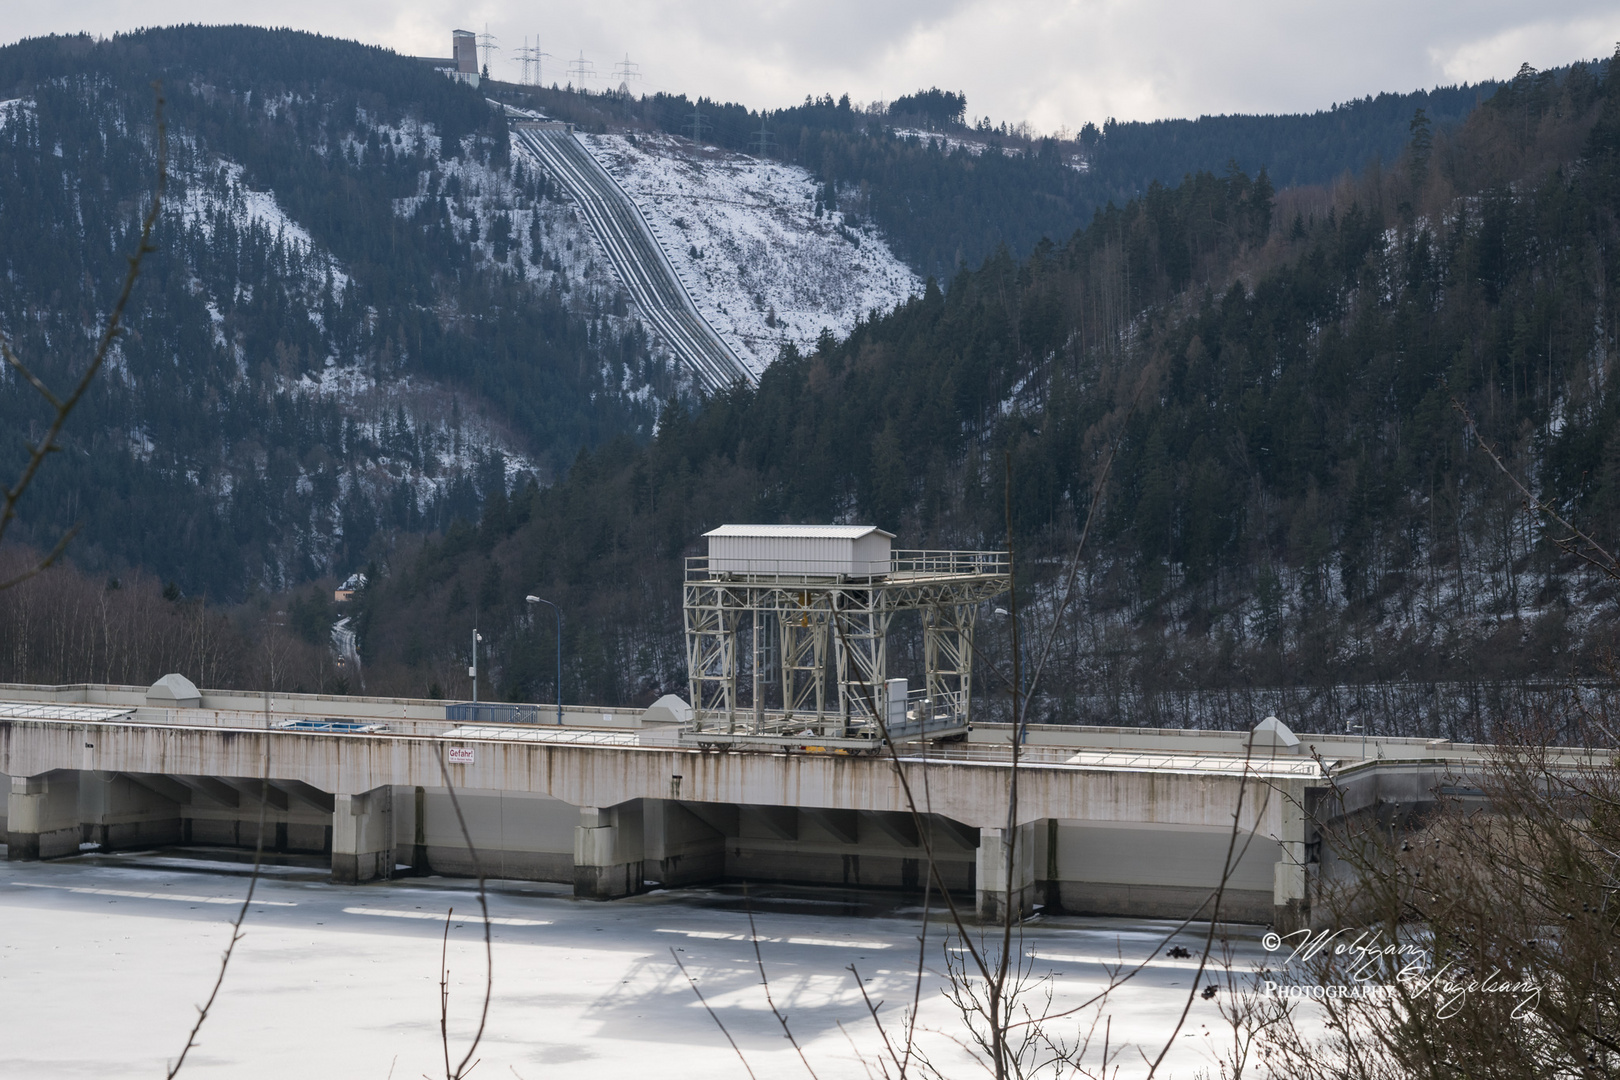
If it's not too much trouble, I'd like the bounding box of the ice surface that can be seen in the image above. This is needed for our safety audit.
[0,856,1274,1078]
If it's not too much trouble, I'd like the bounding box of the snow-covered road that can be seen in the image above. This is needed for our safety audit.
[0,853,1268,1078]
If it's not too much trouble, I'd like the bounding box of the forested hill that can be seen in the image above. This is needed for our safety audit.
[0,27,667,599]
[1083,83,1490,195]
[510,78,1499,280]
[354,55,1620,737]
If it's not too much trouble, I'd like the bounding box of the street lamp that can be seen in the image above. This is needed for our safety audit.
[469,629,483,703]
[524,595,564,725]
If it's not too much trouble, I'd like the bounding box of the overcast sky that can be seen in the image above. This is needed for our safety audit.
[4,2,1619,131]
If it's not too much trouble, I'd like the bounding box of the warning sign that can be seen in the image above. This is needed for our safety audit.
[446,746,475,765]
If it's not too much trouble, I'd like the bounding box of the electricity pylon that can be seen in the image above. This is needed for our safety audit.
[750,114,774,156]
[477,25,499,77]
[566,51,595,90]
[512,39,553,86]
[687,101,710,142]
[611,54,641,100]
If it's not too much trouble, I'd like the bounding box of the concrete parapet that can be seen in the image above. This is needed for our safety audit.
[574,803,645,899]
[332,785,394,884]
[8,771,80,860]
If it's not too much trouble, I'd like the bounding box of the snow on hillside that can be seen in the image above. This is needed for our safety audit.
[384,114,677,389]
[579,132,921,371]
[295,365,540,498]
[890,128,991,156]
[174,157,350,298]
[0,98,30,131]
[154,144,546,577]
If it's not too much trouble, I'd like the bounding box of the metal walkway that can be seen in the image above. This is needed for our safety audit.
[512,122,755,393]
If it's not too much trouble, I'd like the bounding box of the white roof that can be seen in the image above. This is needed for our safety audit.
[704,524,895,540]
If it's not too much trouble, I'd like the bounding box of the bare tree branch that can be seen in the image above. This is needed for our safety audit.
[671,946,758,1080]
[744,887,820,1079]
[164,689,273,1078]
[432,744,494,1079]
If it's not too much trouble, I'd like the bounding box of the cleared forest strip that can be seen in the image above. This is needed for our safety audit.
[511,124,753,392]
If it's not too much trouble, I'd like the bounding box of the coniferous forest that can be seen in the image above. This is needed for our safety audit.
[2,28,1618,742]
[352,56,1620,738]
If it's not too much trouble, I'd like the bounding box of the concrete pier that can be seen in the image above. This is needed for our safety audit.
[332,785,394,884]
[8,772,79,860]
[643,799,727,888]
[976,822,1037,922]
[574,803,644,899]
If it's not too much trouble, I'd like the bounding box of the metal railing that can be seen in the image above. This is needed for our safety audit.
[445,702,547,726]
[686,549,1009,583]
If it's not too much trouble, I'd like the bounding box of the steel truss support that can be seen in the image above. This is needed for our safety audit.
[681,551,1007,746]
[779,592,830,726]
[684,582,740,731]
[923,601,978,728]
[832,596,892,726]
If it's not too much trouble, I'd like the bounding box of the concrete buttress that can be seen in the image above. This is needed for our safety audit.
[1272,778,1310,931]
[574,803,645,899]
[331,785,393,884]
[8,771,80,860]
[976,821,1036,923]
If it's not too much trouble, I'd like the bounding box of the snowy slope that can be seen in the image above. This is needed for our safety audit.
[580,132,921,371]
[153,147,542,582]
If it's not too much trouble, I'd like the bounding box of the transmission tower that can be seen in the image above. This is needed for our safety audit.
[512,38,553,86]
[611,54,642,99]
[687,101,711,143]
[566,51,595,90]
[749,114,774,156]
[476,25,499,77]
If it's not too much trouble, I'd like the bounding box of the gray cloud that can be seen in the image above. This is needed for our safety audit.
[5,1,1619,129]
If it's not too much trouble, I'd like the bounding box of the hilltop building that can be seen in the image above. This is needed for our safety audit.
[415,30,480,87]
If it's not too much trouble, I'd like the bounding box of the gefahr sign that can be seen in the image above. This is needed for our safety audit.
[446,746,475,765]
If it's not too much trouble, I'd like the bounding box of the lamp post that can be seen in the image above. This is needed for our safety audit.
[470,629,483,703]
[524,595,564,725]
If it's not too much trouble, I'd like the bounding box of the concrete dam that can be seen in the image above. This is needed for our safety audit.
[0,527,1531,929]
[0,678,1519,929]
